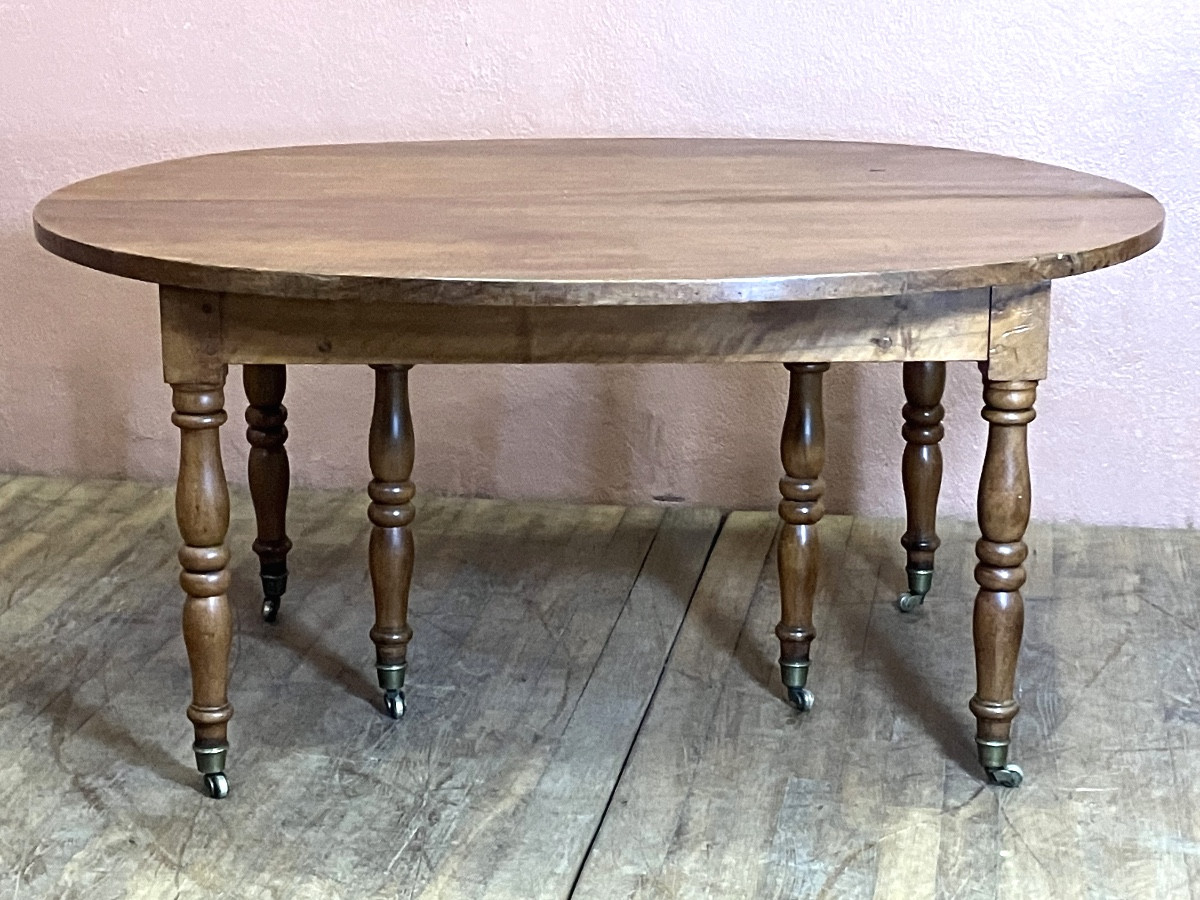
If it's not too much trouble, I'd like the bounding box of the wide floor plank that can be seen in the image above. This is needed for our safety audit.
[1,475,1199,898]
[0,477,719,899]
[574,512,1200,899]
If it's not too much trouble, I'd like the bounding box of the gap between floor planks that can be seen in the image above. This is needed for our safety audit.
[1,476,1199,898]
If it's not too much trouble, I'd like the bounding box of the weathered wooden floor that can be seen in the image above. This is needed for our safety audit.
[0,474,1197,899]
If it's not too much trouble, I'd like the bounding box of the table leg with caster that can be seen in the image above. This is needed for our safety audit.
[245,364,292,624]
[172,380,234,799]
[898,361,945,613]
[776,362,828,712]
[970,373,1037,787]
[367,364,415,720]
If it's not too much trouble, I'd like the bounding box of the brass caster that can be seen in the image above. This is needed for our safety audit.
[898,568,932,612]
[985,763,1024,788]
[204,772,229,799]
[384,689,406,719]
[787,686,815,712]
[260,570,287,623]
[780,660,811,711]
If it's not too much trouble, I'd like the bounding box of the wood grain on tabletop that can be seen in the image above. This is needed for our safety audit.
[33,139,1163,305]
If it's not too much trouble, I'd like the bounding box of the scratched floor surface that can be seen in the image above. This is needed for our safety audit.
[0,474,1196,899]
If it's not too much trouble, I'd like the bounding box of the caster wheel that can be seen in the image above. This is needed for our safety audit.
[986,763,1024,788]
[384,689,406,719]
[787,686,815,712]
[897,591,925,613]
[204,772,229,799]
[262,596,280,623]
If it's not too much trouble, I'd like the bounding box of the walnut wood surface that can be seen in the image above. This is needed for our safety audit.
[218,288,991,365]
[171,382,233,753]
[970,375,1037,760]
[988,282,1051,381]
[775,363,828,679]
[367,365,416,677]
[900,362,946,574]
[34,139,1162,305]
[36,140,1161,800]
[244,364,291,607]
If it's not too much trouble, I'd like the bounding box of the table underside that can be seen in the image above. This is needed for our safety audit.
[35,137,1159,803]
[159,279,1048,798]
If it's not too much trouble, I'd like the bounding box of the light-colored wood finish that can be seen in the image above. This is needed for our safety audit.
[34,140,1162,305]
[4,477,1199,897]
[987,281,1051,381]
[159,286,225,383]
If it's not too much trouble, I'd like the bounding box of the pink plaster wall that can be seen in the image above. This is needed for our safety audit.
[1,2,1197,527]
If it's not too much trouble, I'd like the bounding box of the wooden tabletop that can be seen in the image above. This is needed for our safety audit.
[34,139,1163,306]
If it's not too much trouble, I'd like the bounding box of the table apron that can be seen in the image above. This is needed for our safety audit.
[160,287,996,373]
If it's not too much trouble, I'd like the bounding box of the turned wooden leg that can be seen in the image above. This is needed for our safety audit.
[172,380,234,799]
[775,362,828,712]
[368,365,415,719]
[244,364,292,623]
[897,361,945,612]
[970,372,1037,787]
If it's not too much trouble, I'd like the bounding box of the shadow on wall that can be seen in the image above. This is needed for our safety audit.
[408,364,506,500]
[430,361,875,513]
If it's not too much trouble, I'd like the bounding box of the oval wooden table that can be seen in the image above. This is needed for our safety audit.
[33,139,1164,799]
